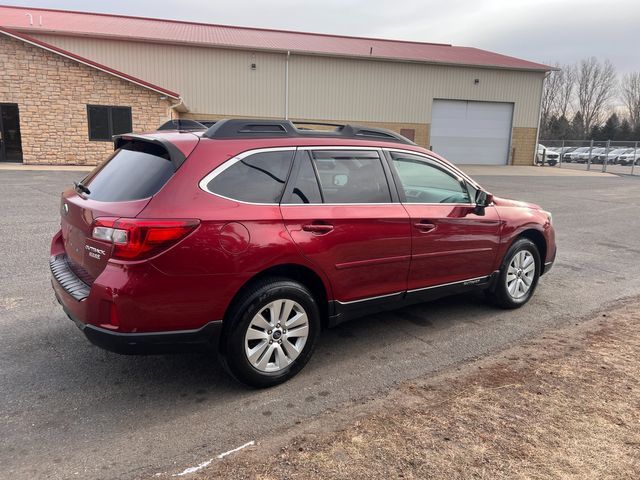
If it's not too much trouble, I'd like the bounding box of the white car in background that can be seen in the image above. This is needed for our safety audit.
[593,148,634,165]
[537,144,560,166]
[563,146,590,162]
[617,150,640,166]
[577,147,606,163]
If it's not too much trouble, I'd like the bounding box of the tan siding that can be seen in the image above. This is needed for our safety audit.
[29,34,543,130]
[30,34,286,117]
[289,55,544,127]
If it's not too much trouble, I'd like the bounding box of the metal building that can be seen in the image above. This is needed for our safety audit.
[0,5,551,166]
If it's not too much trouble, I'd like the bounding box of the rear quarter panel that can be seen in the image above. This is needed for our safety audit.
[136,140,334,322]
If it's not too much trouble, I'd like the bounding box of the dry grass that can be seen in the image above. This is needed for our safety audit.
[199,304,640,479]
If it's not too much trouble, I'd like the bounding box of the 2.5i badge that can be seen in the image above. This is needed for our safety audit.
[83,238,111,266]
[85,244,106,260]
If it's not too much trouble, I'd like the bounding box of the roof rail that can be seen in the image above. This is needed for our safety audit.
[157,119,207,131]
[202,118,415,145]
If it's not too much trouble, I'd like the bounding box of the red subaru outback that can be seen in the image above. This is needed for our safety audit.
[51,119,556,387]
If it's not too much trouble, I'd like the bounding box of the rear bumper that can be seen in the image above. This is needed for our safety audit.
[50,249,223,354]
[57,292,222,354]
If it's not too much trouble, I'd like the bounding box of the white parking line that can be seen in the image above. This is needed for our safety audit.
[171,440,256,476]
[217,440,255,459]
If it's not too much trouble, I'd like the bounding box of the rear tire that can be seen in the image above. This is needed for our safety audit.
[220,277,321,388]
[486,238,541,309]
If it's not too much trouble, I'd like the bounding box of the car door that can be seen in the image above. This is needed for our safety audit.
[280,148,411,304]
[386,150,501,291]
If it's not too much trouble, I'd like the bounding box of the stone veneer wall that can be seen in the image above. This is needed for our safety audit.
[0,35,172,165]
[511,127,537,166]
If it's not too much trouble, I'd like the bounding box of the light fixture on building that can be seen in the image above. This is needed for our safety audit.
[474,78,480,85]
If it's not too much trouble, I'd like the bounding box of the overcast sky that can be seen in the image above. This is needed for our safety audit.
[8,0,640,74]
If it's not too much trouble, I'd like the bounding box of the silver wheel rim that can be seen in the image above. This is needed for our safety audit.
[244,299,309,373]
[506,250,535,299]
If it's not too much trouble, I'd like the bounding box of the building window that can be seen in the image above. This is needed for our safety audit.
[400,128,415,142]
[87,105,132,141]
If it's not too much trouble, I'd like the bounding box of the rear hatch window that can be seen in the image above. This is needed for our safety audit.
[81,140,175,202]
[59,140,178,283]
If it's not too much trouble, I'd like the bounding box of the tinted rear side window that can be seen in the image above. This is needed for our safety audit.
[207,150,294,203]
[82,141,174,202]
[311,150,391,204]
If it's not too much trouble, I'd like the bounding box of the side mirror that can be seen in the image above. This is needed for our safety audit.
[474,190,493,215]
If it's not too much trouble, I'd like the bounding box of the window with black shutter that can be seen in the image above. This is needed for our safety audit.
[87,105,132,141]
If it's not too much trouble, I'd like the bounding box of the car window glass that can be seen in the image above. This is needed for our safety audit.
[285,153,323,204]
[311,151,391,204]
[207,150,294,203]
[391,153,470,204]
[83,141,174,202]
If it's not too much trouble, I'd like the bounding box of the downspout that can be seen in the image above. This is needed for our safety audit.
[284,51,290,120]
[169,97,185,120]
[532,71,550,166]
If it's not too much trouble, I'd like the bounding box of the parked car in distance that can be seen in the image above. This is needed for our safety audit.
[617,150,640,166]
[591,148,631,164]
[576,147,606,163]
[50,119,556,387]
[563,146,590,162]
[556,146,577,155]
[536,144,559,166]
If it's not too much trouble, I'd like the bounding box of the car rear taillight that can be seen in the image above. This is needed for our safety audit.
[92,218,199,260]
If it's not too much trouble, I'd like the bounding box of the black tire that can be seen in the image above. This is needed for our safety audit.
[220,277,321,388]
[486,238,541,309]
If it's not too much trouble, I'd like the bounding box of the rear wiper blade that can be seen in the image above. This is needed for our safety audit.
[74,181,91,195]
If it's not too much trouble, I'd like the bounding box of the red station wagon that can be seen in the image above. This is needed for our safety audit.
[50,119,556,387]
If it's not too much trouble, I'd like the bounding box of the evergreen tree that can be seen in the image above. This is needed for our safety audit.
[619,119,632,141]
[589,125,603,141]
[600,113,621,140]
[556,115,571,139]
[633,122,640,142]
[570,112,585,139]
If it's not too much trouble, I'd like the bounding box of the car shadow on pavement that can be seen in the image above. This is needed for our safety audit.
[27,291,496,408]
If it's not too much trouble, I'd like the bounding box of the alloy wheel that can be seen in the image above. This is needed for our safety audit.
[244,299,310,372]
[506,250,535,299]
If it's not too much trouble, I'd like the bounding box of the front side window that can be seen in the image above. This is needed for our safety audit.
[391,153,470,204]
[207,150,294,203]
[311,150,391,204]
[87,105,132,141]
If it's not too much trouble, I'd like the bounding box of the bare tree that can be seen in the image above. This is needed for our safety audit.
[541,63,563,125]
[576,57,617,136]
[621,72,640,129]
[556,64,576,118]
[541,63,576,138]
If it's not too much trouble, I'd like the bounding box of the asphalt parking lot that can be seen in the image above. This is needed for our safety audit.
[2,168,639,479]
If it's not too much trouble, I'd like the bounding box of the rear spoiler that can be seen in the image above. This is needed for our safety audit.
[113,134,187,169]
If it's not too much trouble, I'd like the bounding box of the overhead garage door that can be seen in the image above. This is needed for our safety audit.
[430,100,514,165]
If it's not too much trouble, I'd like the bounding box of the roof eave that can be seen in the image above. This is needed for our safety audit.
[12,28,552,73]
[0,27,182,99]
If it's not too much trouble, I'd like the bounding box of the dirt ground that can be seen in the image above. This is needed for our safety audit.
[197,301,640,479]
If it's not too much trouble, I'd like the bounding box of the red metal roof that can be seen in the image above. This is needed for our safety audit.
[0,5,552,71]
[0,26,181,98]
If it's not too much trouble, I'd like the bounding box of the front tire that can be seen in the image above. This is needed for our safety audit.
[220,277,321,388]
[486,238,541,309]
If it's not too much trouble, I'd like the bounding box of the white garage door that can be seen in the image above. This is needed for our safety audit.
[430,100,514,165]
